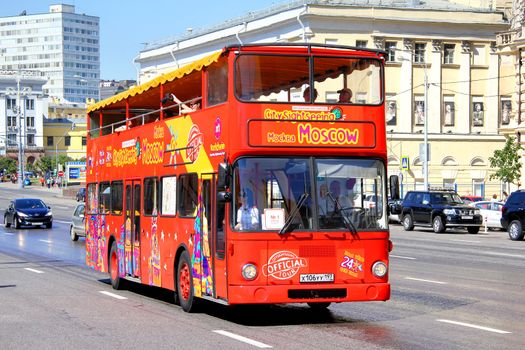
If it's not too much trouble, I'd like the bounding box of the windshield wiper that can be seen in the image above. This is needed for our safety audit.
[326,191,357,235]
[279,192,309,235]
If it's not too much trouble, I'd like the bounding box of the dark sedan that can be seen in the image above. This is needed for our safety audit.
[4,198,53,229]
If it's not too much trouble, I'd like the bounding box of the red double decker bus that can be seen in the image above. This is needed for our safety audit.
[86,44,399,312]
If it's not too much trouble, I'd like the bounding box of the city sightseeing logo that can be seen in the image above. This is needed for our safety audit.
[185,125,203,163]
[263,250,307,280]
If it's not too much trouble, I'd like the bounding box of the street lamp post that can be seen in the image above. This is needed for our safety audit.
[397,49,430,190]
[6,75,31,189]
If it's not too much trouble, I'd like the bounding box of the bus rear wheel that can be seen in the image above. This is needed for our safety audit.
[109,242,124,290]
[177,251,197,312]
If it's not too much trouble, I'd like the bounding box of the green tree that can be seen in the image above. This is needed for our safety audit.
[0,157,17,175]
[34,156,54,174]
[489,136,523,191]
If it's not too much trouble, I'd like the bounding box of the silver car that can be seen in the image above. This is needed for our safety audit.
[70,203,86,241]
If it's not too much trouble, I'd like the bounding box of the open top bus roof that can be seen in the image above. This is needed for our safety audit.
[88,43,385,114]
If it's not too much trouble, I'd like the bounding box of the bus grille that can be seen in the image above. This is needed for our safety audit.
[299,245,335,257]
[288,288,347,299]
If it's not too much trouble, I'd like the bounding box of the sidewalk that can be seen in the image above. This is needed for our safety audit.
[0,180,77,199]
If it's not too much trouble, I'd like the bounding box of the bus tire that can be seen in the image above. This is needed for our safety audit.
[177,250,197,312]
[109,241,124,290]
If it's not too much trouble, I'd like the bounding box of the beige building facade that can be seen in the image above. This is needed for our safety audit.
[136,0,511,198]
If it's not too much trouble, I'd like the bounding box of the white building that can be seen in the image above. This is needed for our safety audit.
[0,71,47,165]
[0,4,100,103]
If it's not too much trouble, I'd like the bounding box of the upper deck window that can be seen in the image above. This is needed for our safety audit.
[235,54,382,105]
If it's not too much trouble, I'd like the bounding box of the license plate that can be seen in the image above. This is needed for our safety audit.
[32,222,43,226]
[461,216,473,220]
[300,273,334,283]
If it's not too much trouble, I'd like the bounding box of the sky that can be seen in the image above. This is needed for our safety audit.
[1,0,282,80]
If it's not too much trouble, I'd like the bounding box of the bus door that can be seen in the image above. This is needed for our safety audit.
[124,180,141,278]
[201,175,227,300]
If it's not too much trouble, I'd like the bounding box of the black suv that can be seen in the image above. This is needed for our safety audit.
[401,190,482,234]
[501,190,525,240]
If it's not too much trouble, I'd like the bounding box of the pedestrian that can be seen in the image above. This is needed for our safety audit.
[491,194,498,202]
[39,176,45,187]
[502,191,508,202]
[46,177,51,188]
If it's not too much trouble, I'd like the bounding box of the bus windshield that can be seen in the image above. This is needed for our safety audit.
[235,54,382,104]
[233,157,387,232]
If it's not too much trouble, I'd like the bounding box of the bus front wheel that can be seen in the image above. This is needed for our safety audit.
[177,251,197,312]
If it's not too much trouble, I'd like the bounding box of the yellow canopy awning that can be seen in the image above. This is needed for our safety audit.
[88,50,223,113]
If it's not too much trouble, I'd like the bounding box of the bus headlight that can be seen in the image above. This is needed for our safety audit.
[372,261,388,278]
[241,264,257,281]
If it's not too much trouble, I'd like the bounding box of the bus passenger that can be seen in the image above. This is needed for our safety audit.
[303,87,318,103]
[337,88,352,103]
[235,191,260,230]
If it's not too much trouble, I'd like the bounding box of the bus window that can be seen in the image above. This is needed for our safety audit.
[87,183,97,214]
[235,55,309,102]
[178,173,198,217]
[144,177,159,216]
[111,181,123,215]
[207,61,228,106]
[99,182,111,215]
[313,57,382,105]
[160,176,177,216]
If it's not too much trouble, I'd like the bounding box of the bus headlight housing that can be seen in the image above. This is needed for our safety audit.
[241,264,257,281]
[372,261,388,278]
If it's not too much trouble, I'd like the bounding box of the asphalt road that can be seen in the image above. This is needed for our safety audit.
[0,183,524,349]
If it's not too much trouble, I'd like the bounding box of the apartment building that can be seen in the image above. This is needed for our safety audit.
[0,4,100,103]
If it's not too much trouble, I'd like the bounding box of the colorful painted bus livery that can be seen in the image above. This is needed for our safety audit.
[86,44,400,312]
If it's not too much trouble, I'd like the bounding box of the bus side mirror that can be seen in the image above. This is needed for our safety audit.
[218,163,230,189]
[218,191,232,203]
[389,175,400,200]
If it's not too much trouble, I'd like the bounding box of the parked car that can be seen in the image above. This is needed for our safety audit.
[3,198,53,229]
[70,203,86,241]
[501,190,525,240]
[76,187,86,202]
[401,189,482,234]
[470,201,504,229]
[460,195,484,204]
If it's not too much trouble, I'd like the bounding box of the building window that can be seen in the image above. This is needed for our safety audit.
[47,136,54,146]
[7,98,16,110]
[7,134,17,146]
[7,116,17,127]
[325,39,338,45]
[443,96,455,126]
[65,136,71,146]
[414,43,426,63]
[82,136,87,146]
[501,96,512,125]
[414,96,425,125]
[472,45,485,65]
[25,99,34,110]
[356,40,367,48]
[27,134,35,146]
[472,97,484,127]
[443,179,455,190]
[472,179,484,197]
[26,116,35,128]
[385,41,396,62]
[444,44,455,64]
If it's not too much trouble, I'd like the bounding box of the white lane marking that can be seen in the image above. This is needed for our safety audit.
[390,254,416,260]
[405,277,447,285]
[437,319,511,334]
[54,206,69,210]
[451,239,480,243]
[99,291,128,300]
[24,268,44,274]
[2,232,14,235]
[39,239,52,244]
[213,330,273,348]
[54,220,71,224]
[485,251,525,259]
